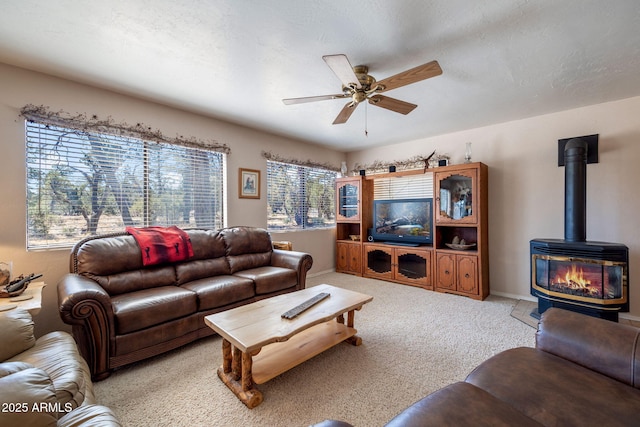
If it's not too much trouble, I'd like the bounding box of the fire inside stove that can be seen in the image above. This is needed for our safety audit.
[532,254,627,305]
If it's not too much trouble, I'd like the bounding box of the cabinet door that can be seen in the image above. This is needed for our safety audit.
[364,246,394,280]
[336,242,350,272]
[457,255,478,295]
[435,169,477,225]
[336,178,361,222]
[435,252,456,290]
[395,249,431,287]
[348,243,362,274]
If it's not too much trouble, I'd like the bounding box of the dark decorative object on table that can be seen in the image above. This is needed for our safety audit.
[0,273,42,298]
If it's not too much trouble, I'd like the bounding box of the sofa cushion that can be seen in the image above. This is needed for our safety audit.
[112,286,197,334]
[536,307,640,388]
[75,234,145,275]
[0,309,36,361]
[385,382,542,427]
[176,258,231,285]
[9,331,93,411]
[87,266,177,296]
[222,227,273,273]
[0,361,34,376]
[114,314,202,357]
[0,366,58,427]
[465,347,640,427]
[181,275,254,310]
[234,266,297,295]
[186,229,227,260]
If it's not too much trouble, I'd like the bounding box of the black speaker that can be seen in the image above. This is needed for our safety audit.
[367,228,374,242]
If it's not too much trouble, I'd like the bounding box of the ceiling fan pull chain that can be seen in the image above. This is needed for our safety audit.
[365,101,368,137]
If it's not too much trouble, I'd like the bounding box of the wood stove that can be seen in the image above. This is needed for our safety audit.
[530,137,629,321]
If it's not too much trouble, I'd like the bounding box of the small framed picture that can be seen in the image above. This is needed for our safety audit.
[239,168,260,199]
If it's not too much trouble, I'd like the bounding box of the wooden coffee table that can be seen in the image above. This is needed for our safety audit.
[204,284,373,408]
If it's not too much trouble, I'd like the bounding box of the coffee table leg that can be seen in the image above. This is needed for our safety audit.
[344,308,363,346]
[221,338,232,373]
[217,343,264,409]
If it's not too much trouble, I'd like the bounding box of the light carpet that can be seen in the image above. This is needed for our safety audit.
[94,272,536,427]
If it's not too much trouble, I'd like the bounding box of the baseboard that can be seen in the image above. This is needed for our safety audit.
[308,268,336,278]
[619,313,640,322]
[490,290,537,302]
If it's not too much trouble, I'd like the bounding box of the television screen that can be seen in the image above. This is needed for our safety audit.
[372,198,432,245]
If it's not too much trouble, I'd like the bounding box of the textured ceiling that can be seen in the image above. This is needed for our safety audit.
[1,1,639,151]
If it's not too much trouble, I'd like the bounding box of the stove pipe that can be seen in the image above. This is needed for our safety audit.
[564,138,588,242]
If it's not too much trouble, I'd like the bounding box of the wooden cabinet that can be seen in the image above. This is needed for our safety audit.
[335,163,488,300]
[434,163,488,300]
[363,243,432,289]
[435,252,478,296]
[336,241,362,275]
[435,167,478,225]
[336,177,362,222]
[335,176,372,276]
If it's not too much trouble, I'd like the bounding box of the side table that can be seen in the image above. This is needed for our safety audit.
[0,281,46,315]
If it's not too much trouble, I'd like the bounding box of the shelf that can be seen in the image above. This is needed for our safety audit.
[252,321,356,384]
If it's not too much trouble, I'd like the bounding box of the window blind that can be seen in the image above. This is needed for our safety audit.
[373,173,433,200]
[25,121,225,250]
[266,160,336,230]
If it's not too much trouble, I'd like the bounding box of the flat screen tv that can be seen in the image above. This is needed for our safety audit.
[372,198,433,245]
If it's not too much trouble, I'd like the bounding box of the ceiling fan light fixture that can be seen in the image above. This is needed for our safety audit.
[284,55,442,124]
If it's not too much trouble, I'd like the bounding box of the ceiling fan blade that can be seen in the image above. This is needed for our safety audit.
[333,102,359,124]
[368,95,417,115]
[283,94,348,105]
[375,60,442,93]
[323,54,362,89]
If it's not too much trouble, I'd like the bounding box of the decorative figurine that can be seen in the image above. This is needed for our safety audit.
[0,273,42,298]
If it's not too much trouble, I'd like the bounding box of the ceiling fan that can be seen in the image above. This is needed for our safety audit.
[282,54,442,125]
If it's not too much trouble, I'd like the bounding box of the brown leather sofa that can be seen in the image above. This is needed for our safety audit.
[58,226,313,381]
[0,309,120,426]
[316,308,640,426]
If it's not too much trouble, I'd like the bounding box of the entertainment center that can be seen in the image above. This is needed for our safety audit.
[336,162,489,300]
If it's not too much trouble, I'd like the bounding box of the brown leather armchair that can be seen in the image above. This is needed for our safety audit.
[0,309,120,426]
[314,308,640,426]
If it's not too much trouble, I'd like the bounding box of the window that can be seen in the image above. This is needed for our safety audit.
[26,121,225,250]
[266,160,336,230]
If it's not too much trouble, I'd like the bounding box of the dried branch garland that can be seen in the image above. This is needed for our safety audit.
[19,104,231,154]
[353,152,450,175]
[261,151,341,172]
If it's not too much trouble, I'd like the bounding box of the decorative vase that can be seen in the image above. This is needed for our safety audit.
[465,142,472,163]
[340,161,348,177]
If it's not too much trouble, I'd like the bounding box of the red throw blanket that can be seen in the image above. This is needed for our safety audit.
[126,226,194,266]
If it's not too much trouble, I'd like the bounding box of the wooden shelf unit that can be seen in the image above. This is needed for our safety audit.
[433,163,489,300]
[363,243,432,289]
[335,163,489,300]
[335,176,372,275]
[252,321,356,384]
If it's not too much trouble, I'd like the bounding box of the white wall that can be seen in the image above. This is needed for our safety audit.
[0,62,341,336]
[348,96,640,319]
[2,59,639,335]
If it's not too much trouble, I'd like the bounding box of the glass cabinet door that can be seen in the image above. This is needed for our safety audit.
[435,169,477,224]
[336,178,361,222]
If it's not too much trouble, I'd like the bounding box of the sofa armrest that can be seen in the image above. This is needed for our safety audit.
[58,274,115,381]
[0,309,36,361]
[0,365,59,427]
[271,249,313,290]
[536,307,640,387]
[58,404,122,427]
